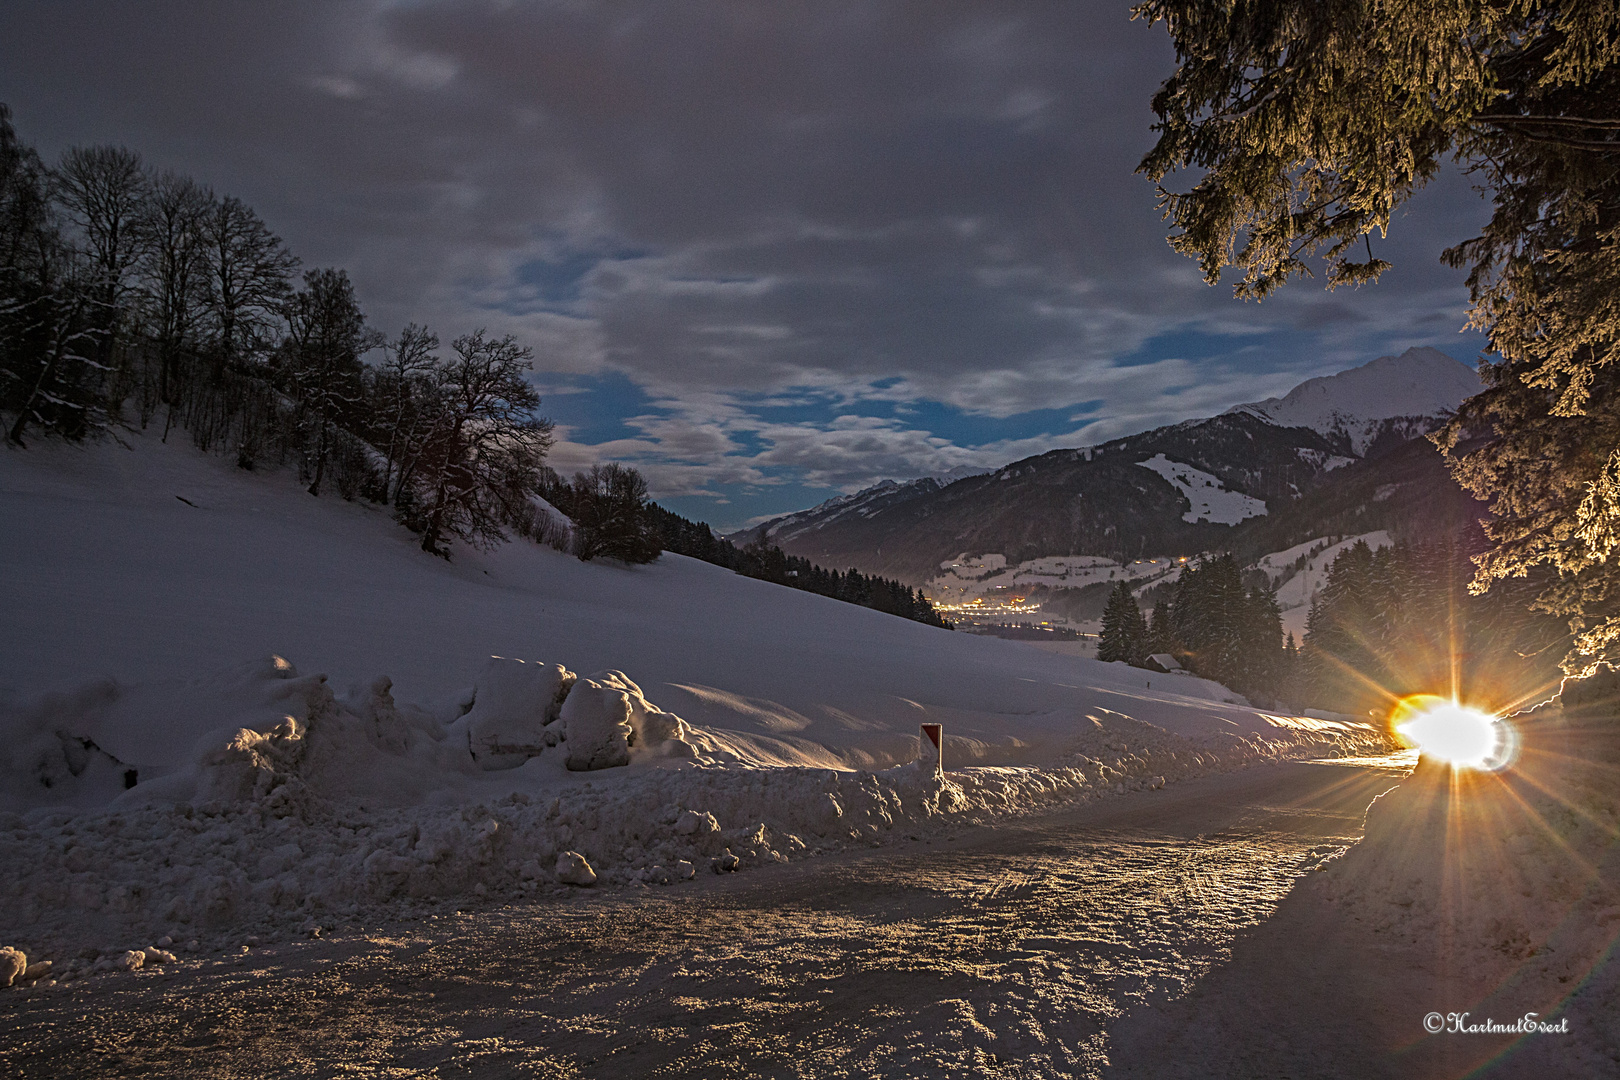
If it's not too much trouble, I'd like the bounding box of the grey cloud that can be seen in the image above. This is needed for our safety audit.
[0,0,1491,501]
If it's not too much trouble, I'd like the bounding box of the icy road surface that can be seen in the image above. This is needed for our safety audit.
[0,760,1407,1079]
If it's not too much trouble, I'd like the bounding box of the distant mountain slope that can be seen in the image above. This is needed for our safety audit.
[1225,434,1489,563]
[734,411,1345,583]
[735,348,1484,584]
[1226,346,1481,454]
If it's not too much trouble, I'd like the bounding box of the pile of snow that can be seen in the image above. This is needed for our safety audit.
[1228,346,1481,455]
[1135,454,1268,525]
[0,651,1392,967]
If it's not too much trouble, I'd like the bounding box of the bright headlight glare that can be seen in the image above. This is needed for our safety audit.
[1393,697,1517,771]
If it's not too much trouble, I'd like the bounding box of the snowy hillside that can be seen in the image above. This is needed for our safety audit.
[1228,346,1481,454]
[1135,454,1268,525]
[0,434,1394,958]
[1255,532,1394,638]
[0,434,1315,764]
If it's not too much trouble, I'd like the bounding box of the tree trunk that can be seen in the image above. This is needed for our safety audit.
[307,418,328,496]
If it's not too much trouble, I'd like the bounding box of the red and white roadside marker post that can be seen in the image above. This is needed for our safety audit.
[920,722,943,779]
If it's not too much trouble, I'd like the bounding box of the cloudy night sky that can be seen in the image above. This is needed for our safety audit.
[0,1,1492,529]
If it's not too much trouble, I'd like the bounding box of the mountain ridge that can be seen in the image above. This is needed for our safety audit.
[730,347,1482,584]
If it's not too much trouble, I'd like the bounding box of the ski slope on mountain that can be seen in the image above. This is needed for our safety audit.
[1255,532,1395,639]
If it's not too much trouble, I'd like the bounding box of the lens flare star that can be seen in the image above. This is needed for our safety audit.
[1391,695,1517,771]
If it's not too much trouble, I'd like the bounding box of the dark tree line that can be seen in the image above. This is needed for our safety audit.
[0,105,554,558]
[1150,554,1289,700]
[539,462,663,564]
[646,503,952,628]
[1097,540,1569,716]
[1098,580,1148,665]
[1298,540,1567,719]
[1101,556,1292,704]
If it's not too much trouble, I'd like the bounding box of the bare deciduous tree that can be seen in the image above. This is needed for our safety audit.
[568,462,661,564]
[408,330,554,557]
[282,268,380,496]
[141,169,210,413]
[372,322,440,505]
[51,145,147,377]
[202,195,297,376]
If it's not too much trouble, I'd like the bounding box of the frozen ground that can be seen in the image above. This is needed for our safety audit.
[0,759,1410,1079]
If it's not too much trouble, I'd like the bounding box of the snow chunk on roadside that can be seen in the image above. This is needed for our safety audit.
[562,679,634,771]
[0,946,24,987]
[556,851,597,886]
[450,658,575,771]
[591,670,694,758]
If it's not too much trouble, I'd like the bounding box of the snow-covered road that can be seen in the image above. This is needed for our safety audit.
[0,759,1408,1079]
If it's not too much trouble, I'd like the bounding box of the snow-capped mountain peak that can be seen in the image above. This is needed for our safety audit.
[929,465,993,485]
[1227,347,1481,454]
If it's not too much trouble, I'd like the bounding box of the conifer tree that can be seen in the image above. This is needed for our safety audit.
[1301,540,1566,716]
[1168,553,1283,695]
[1146,595,1175,655]
[1099,580,1148,665]
[1136,1,1620,675]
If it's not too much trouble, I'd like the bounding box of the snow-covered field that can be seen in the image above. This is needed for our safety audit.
[0,433,1391,972]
